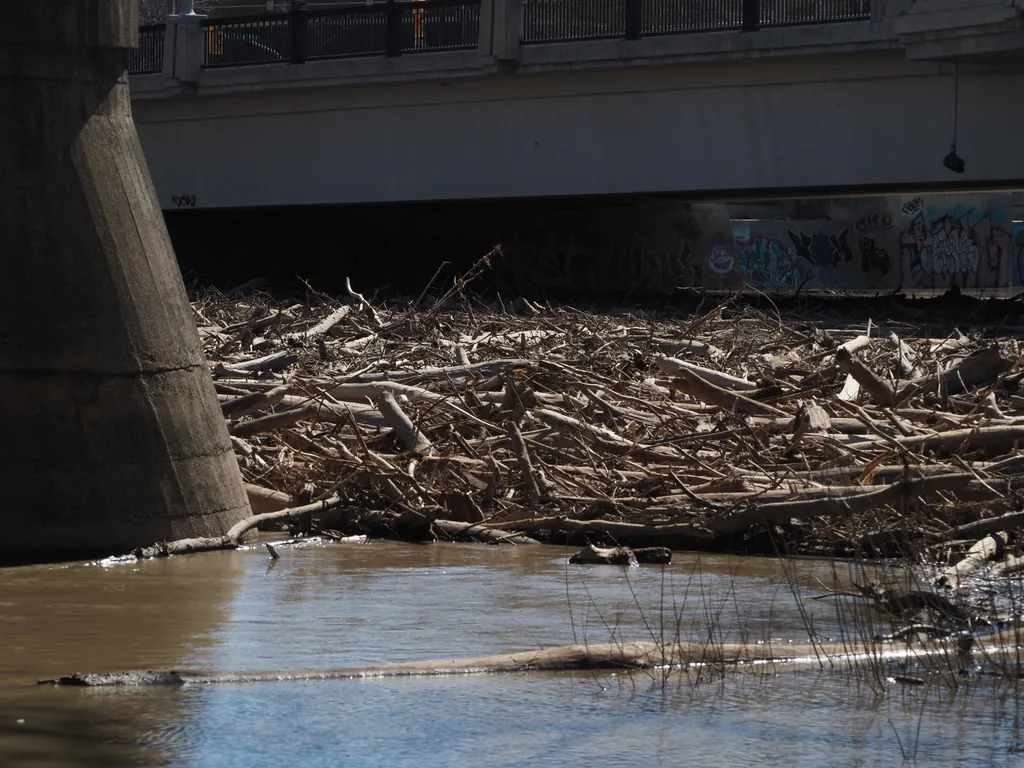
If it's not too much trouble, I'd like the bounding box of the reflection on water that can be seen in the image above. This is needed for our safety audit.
[0,541,1022,766]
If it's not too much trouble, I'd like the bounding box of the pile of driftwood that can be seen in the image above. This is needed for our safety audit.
[192,276,1024,586]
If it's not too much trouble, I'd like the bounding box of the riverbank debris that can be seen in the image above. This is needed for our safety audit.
[184,271,1024,585]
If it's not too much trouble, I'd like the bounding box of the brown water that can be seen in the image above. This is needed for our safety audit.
[0,540,1022,767]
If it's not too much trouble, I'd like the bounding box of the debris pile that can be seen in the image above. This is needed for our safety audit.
[193,273,1024,582]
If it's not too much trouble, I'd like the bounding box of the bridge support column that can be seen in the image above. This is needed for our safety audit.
[0,0,250,561]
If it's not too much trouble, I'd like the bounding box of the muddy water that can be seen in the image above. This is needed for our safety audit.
[1,541,1022,767]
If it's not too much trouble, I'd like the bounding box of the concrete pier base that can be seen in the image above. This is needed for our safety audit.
[0,1,250,562]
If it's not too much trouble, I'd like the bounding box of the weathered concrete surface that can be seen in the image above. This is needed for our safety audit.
[0,0,250,561]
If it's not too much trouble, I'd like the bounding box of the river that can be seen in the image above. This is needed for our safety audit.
[0,540,1021,766]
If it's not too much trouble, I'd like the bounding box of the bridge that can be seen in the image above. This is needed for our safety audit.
[127,0,1024,210]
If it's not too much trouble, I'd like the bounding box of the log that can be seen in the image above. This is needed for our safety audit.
[667,371,788,416]
[707,473,972,537]
[376,390,434,455]
[326,382,494,430]
[488,515,714,541]
[278,395,386,428]
[291,304,351,339]
[343,359,535,384]
[889,331,920,378]
[40,628,1023,687]
[569,545,672,565]
[937,346,1012,395]
[835,347,896,408]
[935,531,1006,588]
[131,496,347,559]
[244,483,294,515]
[786,400,832,455]
[945,510,1024,541]
[431,519,540,545]
[507,420,546,499]
[230,405,316,438]
[895,424,1024,458]
[221,383,291,419]
[217,351,298,373]
[655,355,757,391]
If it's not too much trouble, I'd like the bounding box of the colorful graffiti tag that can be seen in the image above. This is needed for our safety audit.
[494,194,1021,295]
[733,236,804,289]
[900,208,1015,290]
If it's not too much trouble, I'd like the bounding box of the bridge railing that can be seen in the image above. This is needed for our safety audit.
[196,0,479,68]
[127,0,871,77]
[203,14,291,66]
[522,0,870,43]
[127,23,165,74]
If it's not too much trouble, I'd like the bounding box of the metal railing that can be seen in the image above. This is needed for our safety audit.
[398,0,481,53]
[201,0,478,67]
[305,4,389,59]
[133,0,869,72]
[641,0,743,36]
[203,14,291,67]
[760,0,871,27]
[127,23,165,74]
[522,0,624,43]
[522,0,869,43]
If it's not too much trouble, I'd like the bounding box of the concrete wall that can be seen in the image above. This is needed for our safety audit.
[719,193,1022,293]
[133,53,1024,209]
[493,192,1024,295]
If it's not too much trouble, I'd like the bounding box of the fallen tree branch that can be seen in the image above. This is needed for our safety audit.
[707,473,973,537]
[131,496,346,559]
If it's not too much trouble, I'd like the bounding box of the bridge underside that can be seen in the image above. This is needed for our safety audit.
[133,52,1024,209]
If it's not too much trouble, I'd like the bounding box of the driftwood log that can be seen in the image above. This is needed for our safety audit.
[40,627,1022,687]
[569,544,672,565]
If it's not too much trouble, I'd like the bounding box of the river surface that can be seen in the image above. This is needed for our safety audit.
[0,540,1021,767]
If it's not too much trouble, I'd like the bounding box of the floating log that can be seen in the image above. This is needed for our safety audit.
[39,628,1023,687]
[569,544,672,565]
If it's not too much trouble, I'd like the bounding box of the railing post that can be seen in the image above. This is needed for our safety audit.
[171,11,204,83]
[386,0,402,57]
[161,21,178,80]
[741,0,760,31]
[624,0,641,40]
[492,0,521,61]
[478,0,495,55]
[290,0,307,64]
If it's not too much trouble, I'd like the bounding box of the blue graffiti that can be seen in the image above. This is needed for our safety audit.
[736,237,801,288]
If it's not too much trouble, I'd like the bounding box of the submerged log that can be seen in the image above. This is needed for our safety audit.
[39,627,1023,687]
[569,544,672,565]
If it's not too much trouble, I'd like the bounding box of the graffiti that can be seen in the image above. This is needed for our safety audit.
[787,228,854,268]
[172,195,197,208]
[706,243,734,276]
[857,236,891,276]
[735,236,803,288]
[855,212,893,232]
[900,209,1015,289]
[494,195,1020,295]
[902,197,924,215]
[499,231,705,296]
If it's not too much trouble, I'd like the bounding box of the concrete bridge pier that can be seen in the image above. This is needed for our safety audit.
[0,1,250,561]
